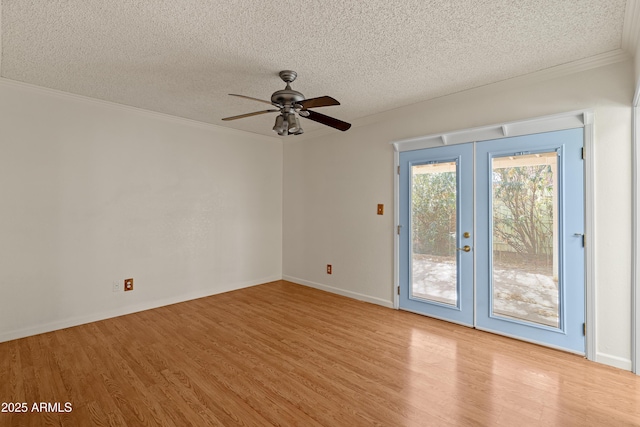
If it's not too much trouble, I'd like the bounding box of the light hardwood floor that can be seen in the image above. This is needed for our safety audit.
[1,280,639,426]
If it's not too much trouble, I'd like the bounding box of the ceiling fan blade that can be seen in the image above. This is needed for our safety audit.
[303,110,351,131]
[229,94,277,106]
[297,96,340,109]
[222,109,279,121]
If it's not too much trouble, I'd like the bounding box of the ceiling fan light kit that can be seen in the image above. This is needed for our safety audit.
[273,114,285,135]
[223,70,351,136]
[286,113,299,133]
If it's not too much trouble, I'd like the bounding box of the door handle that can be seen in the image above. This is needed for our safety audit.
[457,245,471,252]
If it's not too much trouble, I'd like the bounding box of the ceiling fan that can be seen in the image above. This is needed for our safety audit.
[222,70,351,135]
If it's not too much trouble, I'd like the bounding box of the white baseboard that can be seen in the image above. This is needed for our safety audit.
[0,275,281,344]
[283,275,394,309]
[595,352,633,371]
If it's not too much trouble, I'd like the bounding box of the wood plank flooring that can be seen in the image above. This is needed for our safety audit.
[1,280,639,426]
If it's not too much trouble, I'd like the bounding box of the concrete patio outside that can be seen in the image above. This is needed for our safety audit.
[412,255,558,327]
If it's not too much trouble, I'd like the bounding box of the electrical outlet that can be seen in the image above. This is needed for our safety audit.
[327,264,332,274]
[124,278,134,291]
[112,280,121,292]
[377,204,384,215]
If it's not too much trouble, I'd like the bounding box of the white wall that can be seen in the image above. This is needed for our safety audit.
[283,60,635,370]
[635,41,640,102]
[0,79,283,342]
[634,49,640,94]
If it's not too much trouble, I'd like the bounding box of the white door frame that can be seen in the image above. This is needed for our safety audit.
[391,110,596,361]
[624,0,640,376]
[633,87,639,374]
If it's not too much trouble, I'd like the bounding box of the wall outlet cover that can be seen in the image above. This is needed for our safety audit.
[124,278,134,291]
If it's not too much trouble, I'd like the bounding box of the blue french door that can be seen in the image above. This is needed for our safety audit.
[399,143,475,326]
[399,128,585,353]
[475,128,585,353]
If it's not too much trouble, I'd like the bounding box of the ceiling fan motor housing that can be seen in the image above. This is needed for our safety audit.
[271,87,305,107]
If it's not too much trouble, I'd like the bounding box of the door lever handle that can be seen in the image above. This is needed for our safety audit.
[457,245,471,252]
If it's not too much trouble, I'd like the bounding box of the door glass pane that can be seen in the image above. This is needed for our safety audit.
[491,152,559,328]
[411,161,457,306]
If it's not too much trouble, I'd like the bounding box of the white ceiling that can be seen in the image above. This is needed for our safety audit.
[0,1,635,138]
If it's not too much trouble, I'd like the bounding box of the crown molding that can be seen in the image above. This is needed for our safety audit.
[347,49,630,135]
[0,77,281,142]
[293,49,630,144]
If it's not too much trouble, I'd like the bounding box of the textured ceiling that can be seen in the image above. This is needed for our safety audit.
[0,0,632,138]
